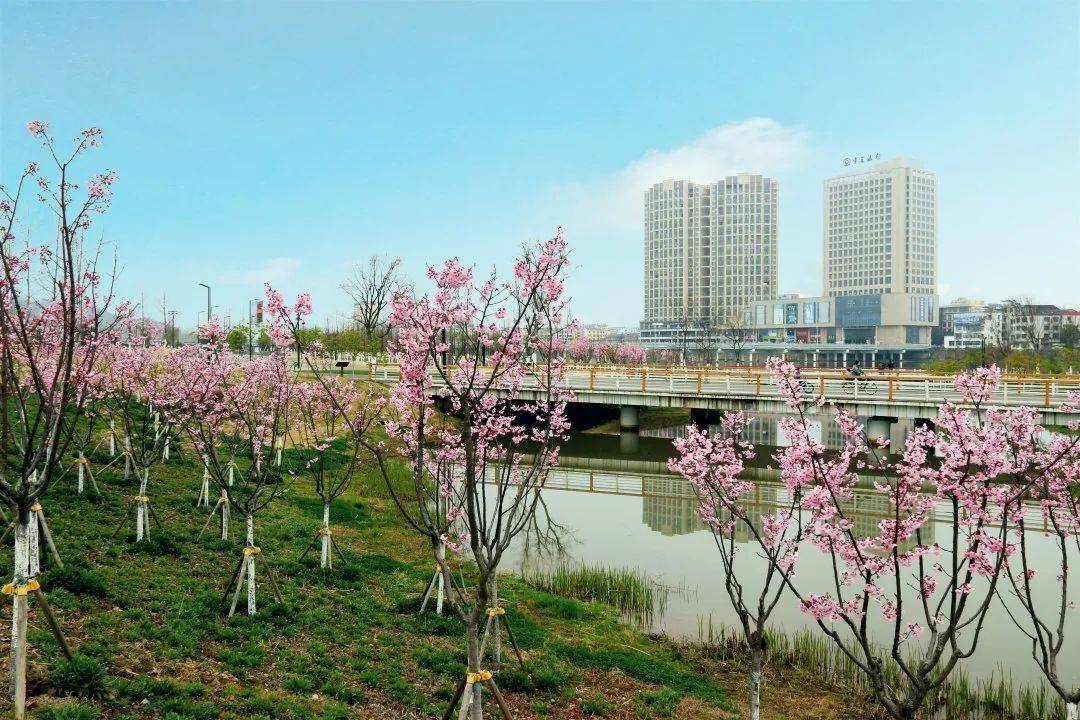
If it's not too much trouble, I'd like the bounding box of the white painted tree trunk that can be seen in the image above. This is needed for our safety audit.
[9,520,30,719]
[163,437,170,461]
[245,516,256,615]
[109,421,116,456]
[77,452,85,494]
[228,462,234,486]
[220,490,230,540]
[320,502,331,569]
[435,543,446,615]
[124,440,132,480]
[1066,702,1078,720]
[27,510,40,578]
[136,468,149,542]
[275,436,283,466]
[198,457,210,506]
[491,578,501,668]
[749,646,763,720]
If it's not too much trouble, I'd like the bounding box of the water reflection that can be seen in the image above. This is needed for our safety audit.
[505,427,1074,690]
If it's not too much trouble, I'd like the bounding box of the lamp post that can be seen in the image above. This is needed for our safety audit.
[198,282,211,328]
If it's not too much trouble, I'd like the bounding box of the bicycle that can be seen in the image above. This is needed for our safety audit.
[840,377,877,396]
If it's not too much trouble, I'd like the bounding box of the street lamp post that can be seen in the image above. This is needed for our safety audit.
[198,283,211,330]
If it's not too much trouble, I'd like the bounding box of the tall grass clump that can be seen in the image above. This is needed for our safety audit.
[696,619,1065,720]
[521,563,667,627]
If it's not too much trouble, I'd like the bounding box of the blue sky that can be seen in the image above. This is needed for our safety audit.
[2,1,1077,328]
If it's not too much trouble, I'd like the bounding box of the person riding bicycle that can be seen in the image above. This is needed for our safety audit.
[848,360,864,377]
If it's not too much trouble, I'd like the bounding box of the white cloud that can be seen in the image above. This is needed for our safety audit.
[216,257,301,286]
[542,118,813,324]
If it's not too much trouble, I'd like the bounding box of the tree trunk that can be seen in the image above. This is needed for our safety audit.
[1067,702,1078,720]
[435,542,446,615]
[136,467,149,542]
[490,577,501,668]
[27,511,40,577]
[77,451,85,494]
[245,515,256,615]
[320,502,331,569]
[109,420,116,456]
[748,641,764,720]
[9,519,30,719]
[462,616,484,720]
[220,491,230,540]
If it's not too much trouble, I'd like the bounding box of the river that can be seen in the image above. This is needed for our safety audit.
[503,412,1078,692]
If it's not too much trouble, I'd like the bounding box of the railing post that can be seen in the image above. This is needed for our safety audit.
[819,376,825,397]
[696,373,702,393]
[924,379,930,401]
[755,374,761,396]
[725,375,731,391]
[888,378,895,401]
[1003,381,1009,403]
[854,378,859,400]
[642,371,648,392]
[1044,380,1050,407]
[590,369,596,390]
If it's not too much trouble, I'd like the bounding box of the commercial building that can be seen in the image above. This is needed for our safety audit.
[641,175,778,345]
[823,157,937,300]
[749,291,938,346]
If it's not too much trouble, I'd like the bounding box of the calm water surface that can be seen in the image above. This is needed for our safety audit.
[504,415,1078,690]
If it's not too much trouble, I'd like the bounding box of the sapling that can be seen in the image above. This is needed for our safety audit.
[998,390,1080,720]
[174,313,297,615]
[371,233,573,719]
[0,120,123,719]
[672,361,1080,720]
[290,373,384,569]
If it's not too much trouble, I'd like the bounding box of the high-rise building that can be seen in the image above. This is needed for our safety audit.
[823,157,937,298]
[642,175,777,342]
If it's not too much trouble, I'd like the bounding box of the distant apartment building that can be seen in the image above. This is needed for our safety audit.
[641,175,778,346]
[986,303,1062,351]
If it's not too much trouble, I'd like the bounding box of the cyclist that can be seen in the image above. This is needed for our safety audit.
[848,360,864,377]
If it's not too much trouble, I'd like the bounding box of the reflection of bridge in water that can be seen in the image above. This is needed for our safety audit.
[538,465,1046,543]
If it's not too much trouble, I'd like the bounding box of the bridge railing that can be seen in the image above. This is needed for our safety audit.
[339,363,1080,410]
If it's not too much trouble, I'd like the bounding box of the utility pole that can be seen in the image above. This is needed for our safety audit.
[167,310,178,347]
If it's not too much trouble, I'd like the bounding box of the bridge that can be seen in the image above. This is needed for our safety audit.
[349,364,1080,436]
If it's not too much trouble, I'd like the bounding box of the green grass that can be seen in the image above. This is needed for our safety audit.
[0,439,739,719]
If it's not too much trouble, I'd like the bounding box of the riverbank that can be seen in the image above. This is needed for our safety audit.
[5,446,880,720]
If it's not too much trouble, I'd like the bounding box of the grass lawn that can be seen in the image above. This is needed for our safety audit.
[3,443,874,720]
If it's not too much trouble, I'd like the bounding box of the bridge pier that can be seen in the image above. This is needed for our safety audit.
[619,405,641,432]
[866,416,897,444]
[619,430,640,454]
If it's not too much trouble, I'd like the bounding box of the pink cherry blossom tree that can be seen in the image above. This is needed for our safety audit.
[171,334,296,616]
[101,342,180,542]
[0,121,123,719]
[669,412,795,720]
[376,232,572,719]
[672,360,1080,720]
[999,391,1080,720]
[290,374,385,569]
[615,343,647,366]
[566,333,592,363]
